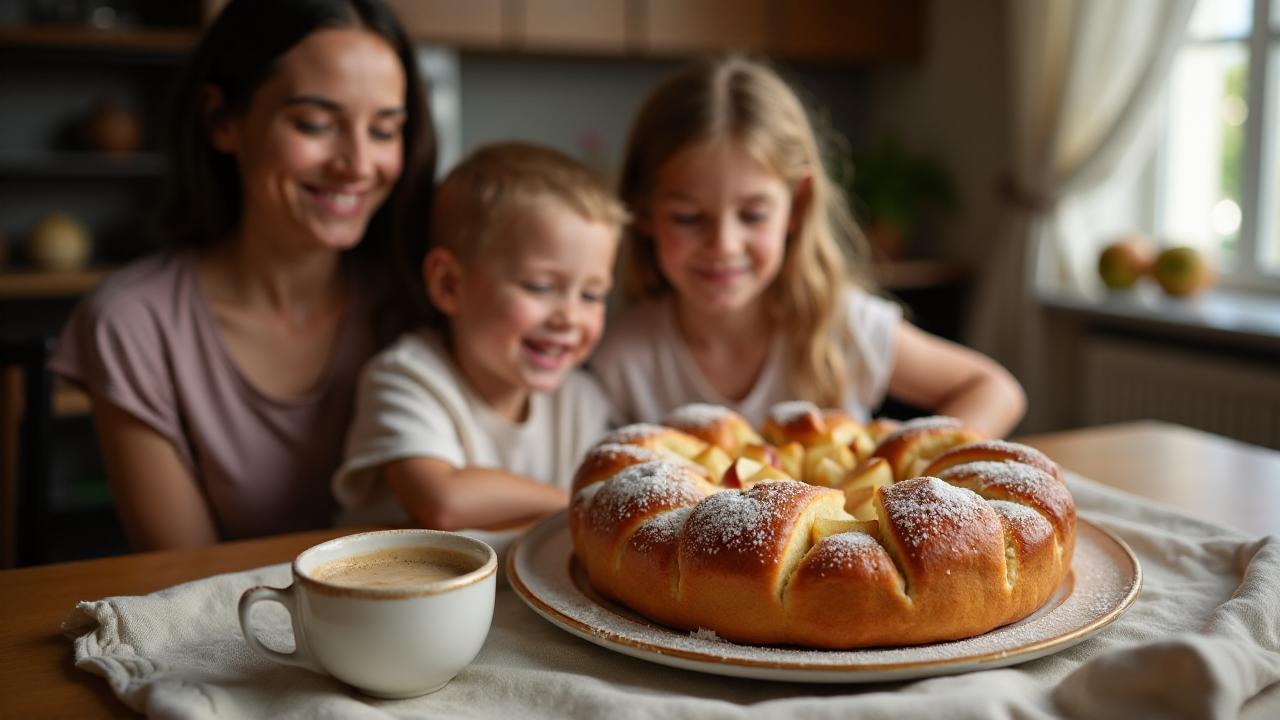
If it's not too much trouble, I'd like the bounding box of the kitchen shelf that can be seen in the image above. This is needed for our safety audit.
[873,260,968,290]
[0,268,111,299]
[0,152,165,179]
[0,25,198,52]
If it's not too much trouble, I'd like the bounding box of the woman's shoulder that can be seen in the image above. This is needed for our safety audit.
[50,252,198,396]
[82,252,195,322]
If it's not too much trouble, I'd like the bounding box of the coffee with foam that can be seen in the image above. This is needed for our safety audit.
[312,547,477,589]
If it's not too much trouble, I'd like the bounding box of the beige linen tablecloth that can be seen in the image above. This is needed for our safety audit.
[64,473,1280,719]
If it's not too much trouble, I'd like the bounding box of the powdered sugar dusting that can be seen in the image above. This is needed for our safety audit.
[989,499,1050,538]
[572,480,603,508]
[690,627,724,642]
[683,482,813,561]
[881,416,962,445]
[882,477,986,549]
[585,443,670,465]
[580,443,702,479]
[769,401,820,426]
[939,461,1050,496]
[938,461,1074,529]
[589,462,703,534]
[949,440,1055,473]
[600,423,673,445]
[630,506,695,552]
[804,531,886,576]
[665,403,737,428]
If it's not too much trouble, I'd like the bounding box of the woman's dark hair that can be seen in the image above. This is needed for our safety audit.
[157,0,437,328]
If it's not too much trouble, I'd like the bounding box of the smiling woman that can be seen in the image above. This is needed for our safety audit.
[47,0,437,552]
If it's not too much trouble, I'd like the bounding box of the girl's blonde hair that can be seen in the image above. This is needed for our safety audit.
[618,56,873,408]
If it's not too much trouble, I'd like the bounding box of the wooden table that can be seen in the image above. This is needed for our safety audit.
[1019,420,1280,538]
[0,528,355,718]
[2,420,1278,717]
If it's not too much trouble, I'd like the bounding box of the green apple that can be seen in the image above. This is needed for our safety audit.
[1097,235,1155,289]
[1153,246,1213,297]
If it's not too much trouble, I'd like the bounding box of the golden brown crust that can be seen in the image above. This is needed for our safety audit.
[676,481,845,643]
[570,460,713,601]
[934,461,1077,562]
[923,440,1064,483]
[864,418,902,444]
[761,401,829,446]
[662,403,763,454]
[571,442,707,496]
[570,409,1076,649]
[595,422,710,457]
[872,416,987,480]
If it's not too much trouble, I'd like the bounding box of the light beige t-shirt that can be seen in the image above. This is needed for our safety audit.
[333,330,614,526]
[49,252,381,540]
[589,288,902,427]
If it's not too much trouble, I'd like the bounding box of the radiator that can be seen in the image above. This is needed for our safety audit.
[1081,336,1280,449]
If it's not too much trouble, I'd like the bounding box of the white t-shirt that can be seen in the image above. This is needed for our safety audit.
[589,288,902,427]
[333,329,613,525]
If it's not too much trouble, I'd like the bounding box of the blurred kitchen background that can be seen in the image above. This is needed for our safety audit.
[1,0,1277,564]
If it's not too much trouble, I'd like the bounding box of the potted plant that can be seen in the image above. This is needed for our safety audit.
[838,133,957,260]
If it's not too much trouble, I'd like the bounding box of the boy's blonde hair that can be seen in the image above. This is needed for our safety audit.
[618,56,874,408]
[431,140,628,263]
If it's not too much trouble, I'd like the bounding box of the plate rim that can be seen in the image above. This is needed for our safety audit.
[507,512,1142,681]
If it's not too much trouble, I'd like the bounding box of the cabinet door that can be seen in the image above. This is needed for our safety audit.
[519,0,629,54]
[383,0,505,49]
[202,0,507,49]
[773,0,921,62]
[642,0,768,55]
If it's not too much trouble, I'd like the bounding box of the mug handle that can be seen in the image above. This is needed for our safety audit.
[238,584,323,673]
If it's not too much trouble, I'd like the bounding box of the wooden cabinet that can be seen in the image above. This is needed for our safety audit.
[773,0,922,62]
[519,0,630,53]
[642,0,770,55]
[383,0,506,48]
[386,0,922,62]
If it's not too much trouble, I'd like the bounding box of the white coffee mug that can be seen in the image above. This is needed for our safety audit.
[239,529,496,698]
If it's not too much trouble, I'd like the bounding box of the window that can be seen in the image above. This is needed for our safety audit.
[1157,0,1280,290]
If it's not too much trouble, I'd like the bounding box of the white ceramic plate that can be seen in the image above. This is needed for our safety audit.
[507,512,1141,683]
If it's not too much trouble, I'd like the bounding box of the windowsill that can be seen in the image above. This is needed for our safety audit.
[1039,283,1280,354]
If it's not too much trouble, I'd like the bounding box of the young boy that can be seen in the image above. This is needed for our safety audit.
[333,141,625,530]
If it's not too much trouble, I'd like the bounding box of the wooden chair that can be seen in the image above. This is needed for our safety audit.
[0,335,54,567]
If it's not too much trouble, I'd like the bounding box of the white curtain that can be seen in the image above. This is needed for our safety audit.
[970,0,1195,432]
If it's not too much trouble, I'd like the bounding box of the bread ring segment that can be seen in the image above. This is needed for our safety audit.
[663,403,764,454]
[935,460,1076,562]
[924,440,1064,483]
[570,460,711,601]
[677,481,845,644]
[873,416,986,480]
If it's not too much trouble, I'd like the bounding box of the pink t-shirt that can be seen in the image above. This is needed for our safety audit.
[50,252,382,540]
